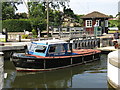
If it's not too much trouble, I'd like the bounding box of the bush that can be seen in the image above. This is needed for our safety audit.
[30,18,46,31]
[32,29,37,35]
[22,34,29,39]
[32,29,38,38]
[118,20,120,30]
[2,19,32,32]
[33,35,38,38]
[109,20,118,27]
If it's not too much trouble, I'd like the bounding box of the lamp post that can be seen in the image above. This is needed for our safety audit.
[46,0,49,38]
[45,0,70,37]
[59,12,64,38]
[37,27,40,41]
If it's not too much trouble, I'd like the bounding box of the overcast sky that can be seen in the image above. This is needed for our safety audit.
[16,0,120,17]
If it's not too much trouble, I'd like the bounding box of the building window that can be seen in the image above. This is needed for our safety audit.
[96,20,99,26]
[105,20,108,27]
[86,20,92,27]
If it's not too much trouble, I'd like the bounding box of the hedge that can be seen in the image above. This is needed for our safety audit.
[109,20,118,27]
[117,20,120,30]
[2,19,32,32]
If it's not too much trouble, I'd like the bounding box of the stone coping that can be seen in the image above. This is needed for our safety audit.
[107,77,120,89]
[108,50,120,69]
[8,32,32,34]
[109,59,120,69]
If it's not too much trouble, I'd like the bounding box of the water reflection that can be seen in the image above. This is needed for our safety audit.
[4,54,112,88]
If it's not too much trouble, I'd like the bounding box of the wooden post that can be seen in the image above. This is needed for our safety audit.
[71,58,72,65]
[44,59,46,69]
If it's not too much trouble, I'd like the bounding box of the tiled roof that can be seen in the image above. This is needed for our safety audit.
[81,11,109,18]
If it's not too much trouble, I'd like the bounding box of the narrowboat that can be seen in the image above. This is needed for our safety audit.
[12,39,101,72]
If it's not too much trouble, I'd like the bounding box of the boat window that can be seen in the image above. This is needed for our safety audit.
[55,44,65,54]
[29,44,37,52]
[35,45,47,53]
[48,44,65,55]
[49,46,56,53]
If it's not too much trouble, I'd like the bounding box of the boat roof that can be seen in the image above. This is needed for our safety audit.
[32,39,68,45]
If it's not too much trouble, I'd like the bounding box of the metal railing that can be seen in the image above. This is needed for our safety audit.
[71,37,100,49]
[59,30,95,39]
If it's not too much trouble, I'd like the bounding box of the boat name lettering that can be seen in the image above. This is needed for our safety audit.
[27,60,35,62]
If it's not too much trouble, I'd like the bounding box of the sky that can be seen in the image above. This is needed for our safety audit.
[16,0,120,17]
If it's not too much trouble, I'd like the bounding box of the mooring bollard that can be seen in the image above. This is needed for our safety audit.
[0,52,4,89]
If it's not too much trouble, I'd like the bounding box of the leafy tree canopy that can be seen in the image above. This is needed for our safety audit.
[28,2,66,30]
[28,2,46,31]
[63,7,74,18]
[15,12,28,19]
[2,2,22,20]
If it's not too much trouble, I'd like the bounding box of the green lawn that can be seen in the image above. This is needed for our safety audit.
[108,30,120,34]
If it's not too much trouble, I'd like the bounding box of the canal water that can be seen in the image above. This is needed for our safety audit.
[4,54,112,88]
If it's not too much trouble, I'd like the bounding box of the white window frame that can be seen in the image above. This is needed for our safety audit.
[105,20,108,27]
[96,20,99,26]
[86,20,92,27]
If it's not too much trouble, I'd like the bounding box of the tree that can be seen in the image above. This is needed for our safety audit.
[2,2,22,20]
[116,12,120,19]
[49,9,63,27]
[28,2,65,30]
[109,15,113,18]
[74,14,84,26]
[28,1,70,37]
[2,2,15,20]
[116,12,120,30]
[28,2,46,31]
[63,7,84,27]
[63,7,75,18]
[14,13,28,19]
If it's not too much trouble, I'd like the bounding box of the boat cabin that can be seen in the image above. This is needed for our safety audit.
[28,39,74,57]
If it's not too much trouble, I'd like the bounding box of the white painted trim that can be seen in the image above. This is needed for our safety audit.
[96,20,99,26]
[105,20,108,27]
[85,20,92,27]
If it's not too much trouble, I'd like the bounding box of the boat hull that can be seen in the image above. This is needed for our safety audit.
[12,50,101,72]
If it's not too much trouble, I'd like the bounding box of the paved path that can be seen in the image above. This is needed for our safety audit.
[0,42,30,51]
[97,46,117,52]
[97,34,113,39]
